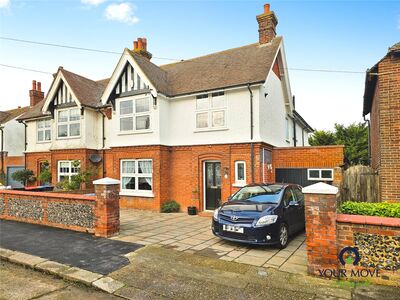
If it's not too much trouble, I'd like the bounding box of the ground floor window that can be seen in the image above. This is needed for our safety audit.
[58,160,80,182]
[307,168,333,181]
[120,159,153,196]
[234,161,246,186]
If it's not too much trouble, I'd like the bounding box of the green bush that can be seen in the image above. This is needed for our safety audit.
[11,169,35,185]
[339,201,400,218]
[161,200,180,213]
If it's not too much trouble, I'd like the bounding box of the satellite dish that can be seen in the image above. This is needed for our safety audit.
[89,154,102,164]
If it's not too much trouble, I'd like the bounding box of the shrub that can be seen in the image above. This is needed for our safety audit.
[161,200,180,213]
[11,169,35,186]
[339,201,400,218]
[38,169,52,185]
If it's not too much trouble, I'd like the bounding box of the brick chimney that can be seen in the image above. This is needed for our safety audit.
[29,80,44,107]
[133,37,152,60]
[256,4,278,44]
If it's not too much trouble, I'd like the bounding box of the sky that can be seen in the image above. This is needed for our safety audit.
[0,0,399,131]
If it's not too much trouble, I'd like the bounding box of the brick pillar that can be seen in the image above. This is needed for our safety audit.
[303,182,339,275]
[93,177,120,238]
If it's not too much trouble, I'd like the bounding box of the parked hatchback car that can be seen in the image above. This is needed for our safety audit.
[212,183,305,248]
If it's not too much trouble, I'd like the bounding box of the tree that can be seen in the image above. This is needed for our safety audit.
[11,169,35,186]
[308,122,369,165]
[308,130,337,146]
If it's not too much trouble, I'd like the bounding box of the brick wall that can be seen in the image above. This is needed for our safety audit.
[374,53,400,202]
[304,183,400,286]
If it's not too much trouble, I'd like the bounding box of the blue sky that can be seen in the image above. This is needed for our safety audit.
[0,0,399,130]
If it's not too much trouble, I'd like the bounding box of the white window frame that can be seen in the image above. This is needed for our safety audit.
[195,92,227,131]
[57,160,80,182]
[233,161,246,187]
[56,107,81,139]
[120,159,153,197]
[118,96,152,134]
[37,119,52,143]
[307,168,334,181]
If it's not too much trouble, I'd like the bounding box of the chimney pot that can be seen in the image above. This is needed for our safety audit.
[37,82,41,92]
[32,80,37,91]
[29,79,44,107]
[142,38,147,51]
[257,3,278,44]
[264,4,270,13]
[137,38,143,50]
[132,37,152,60]
[134,40,138,50]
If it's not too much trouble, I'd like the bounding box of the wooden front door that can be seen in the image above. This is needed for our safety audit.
[205,162,222,210]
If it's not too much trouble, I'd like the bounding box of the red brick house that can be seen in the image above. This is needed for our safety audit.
[18,4,344,211]
[363,42,400,202]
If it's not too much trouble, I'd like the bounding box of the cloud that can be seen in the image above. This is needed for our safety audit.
[0,0,10,9]
[81,0,107,5]
[105,2,139,25]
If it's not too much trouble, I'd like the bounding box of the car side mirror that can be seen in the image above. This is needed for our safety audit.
[288,200,299,207]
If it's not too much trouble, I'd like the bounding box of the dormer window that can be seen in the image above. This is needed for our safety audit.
[57,108,81,138]
[195,92,226,130]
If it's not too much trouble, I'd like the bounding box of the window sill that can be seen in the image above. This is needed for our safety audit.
[194,127,228,133]
[118,130,153,136]
[119,191,154,198]
[56,136,81,140]
[37,140,52,144]
[232,183,246,188]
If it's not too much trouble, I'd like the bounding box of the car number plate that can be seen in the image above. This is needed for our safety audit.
[223,225,244,233]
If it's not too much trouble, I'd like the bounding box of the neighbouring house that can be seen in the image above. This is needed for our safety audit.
[18,4,344,211]
[0,104,30,188]
[363,42,400,203]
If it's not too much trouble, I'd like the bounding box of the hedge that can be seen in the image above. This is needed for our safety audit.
[339,201,400,218]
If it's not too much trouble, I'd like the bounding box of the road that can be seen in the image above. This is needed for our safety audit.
[0,261,121,299]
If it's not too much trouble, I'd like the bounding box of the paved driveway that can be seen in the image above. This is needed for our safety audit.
[112,209,307,275]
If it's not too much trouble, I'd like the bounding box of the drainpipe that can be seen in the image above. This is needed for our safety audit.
[293,118,297,147]
[363,115,371,166]
[102,112,106,177]
[0,125,4,180]
[18,120,28,169]
[247,84,255,184]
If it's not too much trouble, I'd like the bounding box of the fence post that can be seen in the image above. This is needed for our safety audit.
[93,177,120,238]
[303,182,339,275]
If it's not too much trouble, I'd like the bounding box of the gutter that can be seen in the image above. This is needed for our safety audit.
[0,125,4,179]
[17,120,28,169]
[247,84,255,184]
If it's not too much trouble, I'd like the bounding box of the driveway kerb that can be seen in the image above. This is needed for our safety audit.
[0,247,127,296]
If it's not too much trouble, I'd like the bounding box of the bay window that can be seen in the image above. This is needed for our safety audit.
[119,97,151,133]
[57,108,80,138]
[195,92,226,130]
[37,119,51,142]
[120,159,153,196]
[58,160,80,182]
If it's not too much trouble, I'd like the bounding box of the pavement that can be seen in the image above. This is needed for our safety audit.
[0,219,142,275]
[112,209,308,274]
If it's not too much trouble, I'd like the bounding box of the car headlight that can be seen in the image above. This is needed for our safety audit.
[255,215,278,227]
[213,208,220,221]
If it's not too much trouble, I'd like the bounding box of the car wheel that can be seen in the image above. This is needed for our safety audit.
[278,223,289,249]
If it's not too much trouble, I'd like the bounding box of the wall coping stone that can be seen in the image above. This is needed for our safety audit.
[0,190,96,201]
[337,213,400,227]
[93,178,120,185]
[302,182,338,195]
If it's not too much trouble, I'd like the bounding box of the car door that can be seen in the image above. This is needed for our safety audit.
[293,186,305,231]
[282,187,298,235]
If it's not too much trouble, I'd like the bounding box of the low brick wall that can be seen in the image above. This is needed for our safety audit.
[0,190,96,233]
[0,179,120,237]
[304,183,400,286]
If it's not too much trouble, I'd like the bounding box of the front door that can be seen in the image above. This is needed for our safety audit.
[205,162,221,210]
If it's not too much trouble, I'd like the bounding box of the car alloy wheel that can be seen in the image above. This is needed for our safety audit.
[278,224,288,249]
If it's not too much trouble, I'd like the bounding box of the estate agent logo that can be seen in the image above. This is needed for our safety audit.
[318,246,381,279]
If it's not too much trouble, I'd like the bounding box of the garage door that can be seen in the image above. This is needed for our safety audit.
[275,168,321,187]
[7,166,24,188]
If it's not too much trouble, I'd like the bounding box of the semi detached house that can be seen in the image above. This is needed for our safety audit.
[18,4,344,212]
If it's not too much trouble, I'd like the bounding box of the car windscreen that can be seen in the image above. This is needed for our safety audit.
[230,185,283,203]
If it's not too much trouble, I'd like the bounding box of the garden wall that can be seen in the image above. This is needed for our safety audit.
[0,178,121,237]
[303,183,400,286]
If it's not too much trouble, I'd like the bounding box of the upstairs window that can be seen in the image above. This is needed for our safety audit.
[119,97,151,133]
[57,108,80,138]
[37,119,51,142]
[196,92,226,129]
